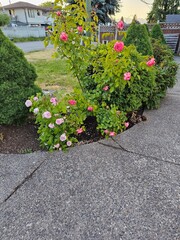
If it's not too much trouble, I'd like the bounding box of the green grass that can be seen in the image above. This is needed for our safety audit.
[32,58,79,95]
[13,36,45,42]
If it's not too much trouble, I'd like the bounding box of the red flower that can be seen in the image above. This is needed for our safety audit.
[60,32,68,42]
[56,11,61,16]
[76,128,83,134]
[114,41,124,52]
[117,20,124,30]
[87,106,93,111]
[77,26,83,33]
[68,100,77,105]
[103,85,109,91]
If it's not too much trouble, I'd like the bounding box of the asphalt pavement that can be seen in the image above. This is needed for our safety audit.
[15,41,53,53]
[0,57,179,240]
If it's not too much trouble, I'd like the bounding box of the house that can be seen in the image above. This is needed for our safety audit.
[2,1,52,26]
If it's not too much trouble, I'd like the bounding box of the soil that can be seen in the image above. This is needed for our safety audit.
[0,110,146,154]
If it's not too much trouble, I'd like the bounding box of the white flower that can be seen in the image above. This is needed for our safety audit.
[25,100,32,107]
[33,108,39,114]
[67,141,72,147]
[60,133,67,142]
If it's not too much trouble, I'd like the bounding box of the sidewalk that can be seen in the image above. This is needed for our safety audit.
[0,57,179,240]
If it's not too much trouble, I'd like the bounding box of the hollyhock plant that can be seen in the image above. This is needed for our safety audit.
[114,41,124,52]
[56,118,64,125]
[77,26,83,33]
[25,100,32,107]
[60,133,67,141]
[60,32,68,42]
[42,111,51,119]
[124,72,131,81]
[87,106,93,111]
[68,100,77,105]
[117,20,124,30]
[103,86,109,91]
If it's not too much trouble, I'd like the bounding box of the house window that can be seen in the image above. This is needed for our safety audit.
[37,10,40,16]
[102,40,109,44]
[28,9,35,18]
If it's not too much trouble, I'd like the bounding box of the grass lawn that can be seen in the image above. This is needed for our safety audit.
[25,49,79,96]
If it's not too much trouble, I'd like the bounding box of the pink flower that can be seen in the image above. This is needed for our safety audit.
[25,100,32,107]
[67,141,72,147]
[68,100,77,105]
[77,26,83,33]
[33,107,39,114]
[56,11,61,16]
[124,72,131,81]
[124,122,129,128]
[87,106,93,111]
[114,41,124,52]
[76,128,83,134]
[103,86,109,91]
[56,118,64,125]
[146,58,155,67]
[117,20,124,30]
[109,131,116,137]
[60,133,67,141]
[48,123,55,128]
[42,111,51,119]
[50,97,57,106]
[60,32,68,42]
[54,143,60,149]
[33,96,38,101]
[104,130,109,134]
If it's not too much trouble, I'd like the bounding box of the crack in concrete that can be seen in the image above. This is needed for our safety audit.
[98,139,180,167]
[1,158,47,204]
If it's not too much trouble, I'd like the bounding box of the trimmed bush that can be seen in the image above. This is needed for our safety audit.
[151,24,166,44]
[0,29,41,125]
[0,13,10,26]
[124,22,153,56]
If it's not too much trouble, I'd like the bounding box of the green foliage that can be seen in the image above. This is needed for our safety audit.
[151,24,166,44]
[147,0,180,23]
[124,22,153,56]
[146,39,178,109]
[0,13,10,26]
[0,29,41,125]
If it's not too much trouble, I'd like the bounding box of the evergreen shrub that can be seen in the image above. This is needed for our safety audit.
[151,24,166,44]
[0,29,41,124]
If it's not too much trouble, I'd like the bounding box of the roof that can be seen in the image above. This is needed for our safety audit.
[3,1,45,10]
[166,14,180,23]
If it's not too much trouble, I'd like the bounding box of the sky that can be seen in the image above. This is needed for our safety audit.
[0,0,154,22]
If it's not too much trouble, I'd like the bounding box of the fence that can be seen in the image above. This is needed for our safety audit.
[1,26,46,38]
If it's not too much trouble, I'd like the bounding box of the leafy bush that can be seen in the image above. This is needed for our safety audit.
[0,29,41,124]
[124,22,153,56]
[151,24,166,44]
[0,13,10,26]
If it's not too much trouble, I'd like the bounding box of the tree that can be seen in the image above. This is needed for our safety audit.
[147,0,180,23]
[68,0,122,24]
[0,13,10,26]
[40,1,54,8]
[151,23,166,44]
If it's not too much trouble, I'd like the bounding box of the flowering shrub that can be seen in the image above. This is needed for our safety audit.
[25,0,159,151]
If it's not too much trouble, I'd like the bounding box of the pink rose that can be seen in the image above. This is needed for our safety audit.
[77,26,83,33]
[56,118,64,125]
[33,96,38,101]
[117,20,124,30]
[33,107,39,114]
[60,133,67,141]
[103,86,109,91]
[25,100,32,107]
[114,41,124,52]
[124,72,131,81]
[56,11,61,16]
[104,130,109,135]
[48,123,55,128]
[67,141,72,147]
[68,100,77,105]
[60,32,68,42]
[76,128,83,134]
[124,122,129,128]
[109,132,116,137]
[50,97,57,106]
[87,106,93,111]
[54,143,60,149]
[146,58,155,67]
[42,111,51,119]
